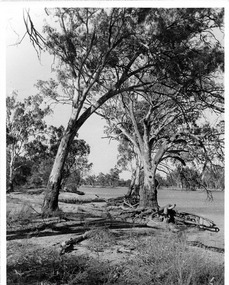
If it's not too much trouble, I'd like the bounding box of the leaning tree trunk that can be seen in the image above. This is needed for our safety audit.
[42,91,115,213]
[42,87,120,214]
[42,108,80,213]
[43,132,75,212]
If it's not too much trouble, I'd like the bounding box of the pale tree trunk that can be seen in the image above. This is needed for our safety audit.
[138,117,159,209]
[132,157,141,196]
[42,88,117,213]
[43,109,79,213]
[43,133,74,211]
[126,169,136,197]
[126,157,141,197]
[139,161,159,209]
[8,144,15,192]
[139,143,159,209]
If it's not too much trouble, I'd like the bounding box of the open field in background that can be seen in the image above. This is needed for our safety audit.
[7,186,225,284]
[79,186,224,248]
[7,186,224,249]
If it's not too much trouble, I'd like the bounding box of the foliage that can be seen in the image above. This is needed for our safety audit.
[99,7,224,204]
[166,166,201,190]
[83,167,130,187]
[84,174,97,187]
[165,164,224,190]
[6,93,50,191]
[6,92,92,190]
[6,154,33,187]
[202,165,224,190]
[116,140,136,172]
[27,128,92,188]
[24,8,224,210]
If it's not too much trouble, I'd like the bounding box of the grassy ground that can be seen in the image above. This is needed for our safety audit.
[6,186,225,285]
[7,228,224,285]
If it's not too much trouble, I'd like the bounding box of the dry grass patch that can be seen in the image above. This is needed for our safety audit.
[7,229,224,285]
[119,232,224,285]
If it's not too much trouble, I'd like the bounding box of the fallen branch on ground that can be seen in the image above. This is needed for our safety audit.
[59,229,97,255]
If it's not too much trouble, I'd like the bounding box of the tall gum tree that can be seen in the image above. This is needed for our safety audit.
[6,93,50,192]
[100,76,224,208]
[24,8,224,212]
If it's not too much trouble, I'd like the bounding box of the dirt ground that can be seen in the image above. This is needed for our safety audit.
[7,188,224,270]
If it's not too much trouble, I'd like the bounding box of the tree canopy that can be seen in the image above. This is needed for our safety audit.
[23,8,224,212]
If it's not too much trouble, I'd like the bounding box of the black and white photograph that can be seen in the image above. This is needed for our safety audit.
[1,2,226,284]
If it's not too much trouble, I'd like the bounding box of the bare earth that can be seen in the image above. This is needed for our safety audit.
[7,187,224,269]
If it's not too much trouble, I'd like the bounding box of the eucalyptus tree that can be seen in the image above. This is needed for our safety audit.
[6,93,50,192]
[25,8,224,212]
[101,64,224,208]
[28,125,92,188]
[116,140,142,196]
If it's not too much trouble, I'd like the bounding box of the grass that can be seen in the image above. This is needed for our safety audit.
[7,230,224,285]
[7,188,224,284]
[59,197,106,204]
[7,205,40,228]
[87,227,118,253]
[7,205,67,228]
[120,231,224,285]
[7,245,121,285]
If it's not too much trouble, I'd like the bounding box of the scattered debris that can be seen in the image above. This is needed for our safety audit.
[106,197,220,232]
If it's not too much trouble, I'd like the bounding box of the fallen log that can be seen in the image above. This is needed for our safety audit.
[59,229,96,255]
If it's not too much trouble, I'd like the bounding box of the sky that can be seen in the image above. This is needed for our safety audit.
[4,6,130,179]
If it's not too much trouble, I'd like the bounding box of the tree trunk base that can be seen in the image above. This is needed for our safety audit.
[42,182,61,215]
